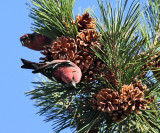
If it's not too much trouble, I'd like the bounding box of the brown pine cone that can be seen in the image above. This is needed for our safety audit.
[76,12,96,31]
[73,51,95,72]
[74,29,104,82]
[120,84,148,114]
[134,80,148,92]
[147,96,155,103]
[73,51,98,81]
[40,36,77,62]
[92,88,120,114]
[76,29,101,53]
[72,48,106,82]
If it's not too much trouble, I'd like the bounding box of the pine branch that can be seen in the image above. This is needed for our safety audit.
[27,0,78,40]
[24,0,160,132]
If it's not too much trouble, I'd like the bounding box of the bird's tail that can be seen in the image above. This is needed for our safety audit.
[21,58,39,70]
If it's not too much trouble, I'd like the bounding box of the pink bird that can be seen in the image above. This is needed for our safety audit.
[21,59,82,87]
[20,33,51,51]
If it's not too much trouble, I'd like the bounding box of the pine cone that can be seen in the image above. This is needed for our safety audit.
[134,80,148,92]
[147,96,155,104]
[76,12,96,31]
[74,30,104,81]
[92,88,120,114]
[73,51,98,81]
[74,29,104,81]
[76,29,101,53]
[40,36,77,62]
[120,84,148,114]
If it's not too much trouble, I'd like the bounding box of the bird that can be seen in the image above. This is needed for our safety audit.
[20,32,52,51]
[21,58,82,87]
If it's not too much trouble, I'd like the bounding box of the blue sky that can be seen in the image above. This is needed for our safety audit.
[0,0,146,133]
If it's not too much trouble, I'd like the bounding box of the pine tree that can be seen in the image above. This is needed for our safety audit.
[23,0,160,132]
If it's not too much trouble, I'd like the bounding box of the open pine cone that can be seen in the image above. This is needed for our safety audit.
[73,51,95,73]
[40,36,77,62]
[74,29,103,81]
[92,88,120,114]
[76,12,96,31]
[134,80,148,92]
[76,29,101,53]
[120,84,148,115]
[91,83,155,122]
[111,83,151,122]
[73,50,105,81]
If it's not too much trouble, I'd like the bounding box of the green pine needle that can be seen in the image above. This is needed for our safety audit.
[27,0,78,40]
[25,0,160,132]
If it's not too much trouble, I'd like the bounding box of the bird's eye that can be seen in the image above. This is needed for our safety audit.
[28,34,34,40]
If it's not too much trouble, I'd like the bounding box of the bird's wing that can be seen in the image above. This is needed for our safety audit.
[32,61,73,73]
[32,61,74,82]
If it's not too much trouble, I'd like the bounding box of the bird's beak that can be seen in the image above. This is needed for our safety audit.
[71,73,78,88]
[71,81,76,88]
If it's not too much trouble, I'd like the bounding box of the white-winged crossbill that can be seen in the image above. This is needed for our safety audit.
[21,59,82,87]
[20,33,51,51]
